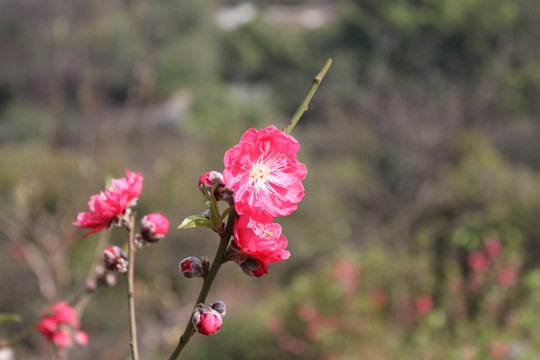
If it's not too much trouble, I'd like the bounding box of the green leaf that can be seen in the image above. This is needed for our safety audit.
[0,313,22,325]
[178,215,213,230]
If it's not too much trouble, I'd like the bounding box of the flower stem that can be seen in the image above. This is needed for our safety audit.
[126,215,140,360]
[0,322,37,348]
[284,58,333,135]
[168,209,238,360]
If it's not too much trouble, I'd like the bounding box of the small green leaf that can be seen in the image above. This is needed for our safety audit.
[178,215,213,230]
[0,313,22,325]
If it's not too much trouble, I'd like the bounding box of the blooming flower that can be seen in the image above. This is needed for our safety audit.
[36,301,88,348]
[74,170,144,238]
[233,213,290,263]
[140,213,170,243]
[223,125,307,222]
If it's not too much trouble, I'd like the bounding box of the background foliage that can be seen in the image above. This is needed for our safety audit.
[1,0,540,359]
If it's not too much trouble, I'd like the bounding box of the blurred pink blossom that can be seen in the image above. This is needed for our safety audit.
[371,289,388,308]
[333,260,360,296]
[415,294,434,315]
[36,301,88,348]
[484,237,502,258]
[74,170,143,237]
[490,340,509,358]
[297,303,318,322]
[467,250,490,272]
[498,266,519,288]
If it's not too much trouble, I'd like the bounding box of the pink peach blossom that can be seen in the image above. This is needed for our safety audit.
[74,331,89,346]
[223,126,307,222]
[415,294,434,315]
[233,213,290,263]
[371,289,388,308]
[467,250,490,272]
[498,266,519,288]
[52,331,71,347]
[36,301,88,348]
[74,170,144,238]
[490,340,509,358]
[484,237,502,258]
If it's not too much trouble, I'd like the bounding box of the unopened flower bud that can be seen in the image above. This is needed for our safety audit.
[140,213,170,243]
[199,171,225,193]
[179,257,205,278]
[241,257,269,278]
[85,280,97,292]
[192,304,224,336]
[201,209,212,219]
[103,246,128,274]
[52,331,71,347]
[199,171,234,204]
[211,301,226,316]
[74,331,89,346]
[104,272,117,287]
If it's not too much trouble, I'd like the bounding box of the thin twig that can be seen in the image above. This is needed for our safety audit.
[126,215,140,360]
[284,58,333,135]
[167,209,238,360]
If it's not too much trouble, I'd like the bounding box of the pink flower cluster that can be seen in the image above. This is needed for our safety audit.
[74,170,144,238]
[36,302,88,348]
[466,237,520,292]
[222,126,307,272]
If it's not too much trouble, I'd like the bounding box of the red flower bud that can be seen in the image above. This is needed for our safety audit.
[179,257,204,278]
[74,331,89,346]
[192,304,224,336]
[198,171,233,204]
[241,258,269,278]
[199,171,225,192]
[103,246,128,274]
[52,331,71,347]
[140,213,170,243]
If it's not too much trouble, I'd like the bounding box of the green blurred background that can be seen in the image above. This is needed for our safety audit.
[1,0,540,359]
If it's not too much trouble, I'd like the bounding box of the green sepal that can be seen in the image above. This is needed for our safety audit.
[178,215,213,230]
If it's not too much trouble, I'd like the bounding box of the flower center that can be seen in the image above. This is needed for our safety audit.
[248,151,288,195]
[252,222,274,239]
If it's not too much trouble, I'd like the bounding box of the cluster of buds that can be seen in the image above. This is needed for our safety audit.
[199,171,234,205]
[135,213,170,247]
[192,302,226,336]
[225,241,268,278]
[103,246,128,274]
[36,302,88,349]
[179,257,209,278]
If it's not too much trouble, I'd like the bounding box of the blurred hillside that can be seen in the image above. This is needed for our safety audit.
[1,0,540,359]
